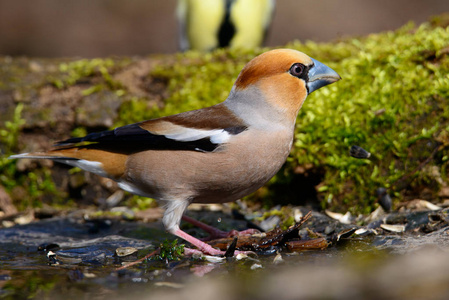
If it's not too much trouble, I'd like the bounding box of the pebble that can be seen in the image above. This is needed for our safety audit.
[115,247,138,257]
[380,224,406,233]
[250,263,263,270]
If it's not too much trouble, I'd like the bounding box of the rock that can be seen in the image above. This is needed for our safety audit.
[135,207,164,222]
[76,90,121,128]
[105,190,125,208]
[0,185,17,216]
[438,186,449,198]
[380,224,406,233]
[376,187,392,212]
[115,247,138,257]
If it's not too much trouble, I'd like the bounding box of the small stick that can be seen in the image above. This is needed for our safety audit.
[116,248,160,271]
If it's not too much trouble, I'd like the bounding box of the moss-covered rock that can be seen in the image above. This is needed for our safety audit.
[0,19,448,214]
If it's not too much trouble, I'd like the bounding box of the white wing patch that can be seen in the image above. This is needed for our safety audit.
[164,128,231,144]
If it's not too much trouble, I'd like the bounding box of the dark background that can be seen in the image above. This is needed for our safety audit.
[0,0,448,57]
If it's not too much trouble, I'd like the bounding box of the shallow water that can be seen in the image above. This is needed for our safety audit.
[1,209,449,299]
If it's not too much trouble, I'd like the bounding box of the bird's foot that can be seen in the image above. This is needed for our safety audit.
[183,246,225,257]
[183,247,254,257]
[181,215,260,241]
[174,228,254,257]
[225,228,260,238]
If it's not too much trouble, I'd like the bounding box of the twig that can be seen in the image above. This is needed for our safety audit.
[116,248,160,271]
[298,211,313,227]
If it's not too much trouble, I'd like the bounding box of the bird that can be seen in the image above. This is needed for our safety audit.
[177,0,276,52]
[10,49,340,256]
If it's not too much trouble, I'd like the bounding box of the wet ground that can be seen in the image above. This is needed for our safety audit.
[1,206,449,300]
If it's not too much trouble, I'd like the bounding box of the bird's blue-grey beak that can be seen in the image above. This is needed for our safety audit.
[307,58,341,94]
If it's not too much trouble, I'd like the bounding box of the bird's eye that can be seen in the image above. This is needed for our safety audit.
[289,63,305,78]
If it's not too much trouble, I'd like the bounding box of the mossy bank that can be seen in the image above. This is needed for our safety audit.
[1,18,448,214]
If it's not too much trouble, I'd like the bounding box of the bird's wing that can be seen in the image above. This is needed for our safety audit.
[57,104,248,153]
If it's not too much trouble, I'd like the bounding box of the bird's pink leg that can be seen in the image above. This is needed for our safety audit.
[182,215,260,240]
[173,228,226,256]
[162,200,255,256]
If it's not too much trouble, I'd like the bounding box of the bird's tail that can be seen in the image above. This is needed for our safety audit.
[9,147,126,180]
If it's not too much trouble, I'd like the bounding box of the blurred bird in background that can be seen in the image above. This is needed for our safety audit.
[177,0,276,51]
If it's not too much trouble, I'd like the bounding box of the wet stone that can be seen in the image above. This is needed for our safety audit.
[75,90,121,128]
[67,269,85,282]
[380,224,406,233]
[115,247,138,257]
[37,243,60,252]
[1,206,449,298]
[376,188,392,212]
[336,227,358,241]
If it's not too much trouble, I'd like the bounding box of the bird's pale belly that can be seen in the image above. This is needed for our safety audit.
[121,138,291,204]
[190,158,283,204]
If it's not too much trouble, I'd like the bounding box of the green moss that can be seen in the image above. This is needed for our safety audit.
[3,19,449,214]
[0,104,65,209]
[49,57,128,91]
[140,22,449,213]
[284,23,449,212]
[115,96,159,127]
[0,103,25,152]
[70,127,88,138]
[157,49,257,111]
[259,206,296,230]
[88,210,132,219]
[153,239,185,261]
[127,195,158,211]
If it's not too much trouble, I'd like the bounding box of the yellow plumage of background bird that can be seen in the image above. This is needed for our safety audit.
[177,0,276,51]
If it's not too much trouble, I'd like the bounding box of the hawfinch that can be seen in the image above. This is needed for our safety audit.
[177,0,276,51]
[10,49,340,255]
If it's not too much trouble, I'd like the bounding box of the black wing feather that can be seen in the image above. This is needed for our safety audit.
[56,123,246,154]
[58,124,152,144]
